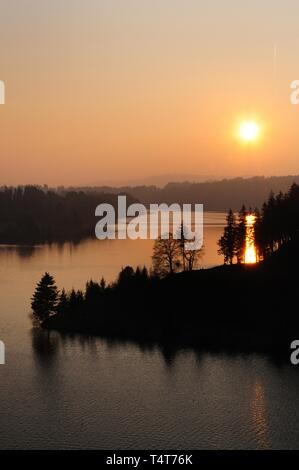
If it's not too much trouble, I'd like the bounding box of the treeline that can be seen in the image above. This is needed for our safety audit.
[72,175,299,210]
[31,268,156,336]
[31,256,299,353]
[218,183,299,264]
[0,186,136,244]
[256,183,299,258]
[218,206,250,264]
[30,182,299,353]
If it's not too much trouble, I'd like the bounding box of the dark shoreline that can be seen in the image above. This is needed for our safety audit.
[41,242,299,358]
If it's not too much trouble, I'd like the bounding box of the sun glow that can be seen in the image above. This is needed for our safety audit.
[239,121,260,143]
[244,214,257,264]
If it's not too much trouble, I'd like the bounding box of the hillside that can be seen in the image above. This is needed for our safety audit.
[69,175,299,211]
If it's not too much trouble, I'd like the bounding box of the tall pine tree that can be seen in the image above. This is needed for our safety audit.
[218,209,237,264]
[31,272,58,321]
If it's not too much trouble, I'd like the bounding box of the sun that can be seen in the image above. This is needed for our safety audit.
[239,121,260,143]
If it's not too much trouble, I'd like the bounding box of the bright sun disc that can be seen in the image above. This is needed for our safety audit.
[239,121,260,142]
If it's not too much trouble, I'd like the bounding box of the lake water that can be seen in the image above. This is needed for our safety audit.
[0,211,299,449]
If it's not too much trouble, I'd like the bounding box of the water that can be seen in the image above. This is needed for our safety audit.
[0,212,299,449]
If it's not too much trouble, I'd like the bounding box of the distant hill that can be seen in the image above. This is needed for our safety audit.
[92,173,218,188]
[66,175,299,211]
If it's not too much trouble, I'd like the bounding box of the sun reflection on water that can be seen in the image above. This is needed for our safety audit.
[244,214,257,264]
[250,380,270,449]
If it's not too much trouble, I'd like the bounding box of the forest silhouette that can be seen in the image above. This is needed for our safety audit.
[73,175,299,210]
[31,183,299,355]
[0,186,136,243]
[2,176,299,244]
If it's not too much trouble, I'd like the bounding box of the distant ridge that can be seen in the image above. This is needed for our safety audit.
[63,175,299,211]
[91,173,219,188]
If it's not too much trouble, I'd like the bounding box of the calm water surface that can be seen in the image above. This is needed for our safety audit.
[0,212,299,449]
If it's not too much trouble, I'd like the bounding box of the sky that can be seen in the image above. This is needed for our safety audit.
[1,0,299,185]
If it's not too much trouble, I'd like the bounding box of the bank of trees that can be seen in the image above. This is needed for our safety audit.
[0,185,135,243]
[31,258,297,352]
[31,267,150,323]
[31,224,204,323]
[31,183,299,323]
[217,206,253,264]
[218,183,299,264]
[30,184,299,352]
[254,183,299,258]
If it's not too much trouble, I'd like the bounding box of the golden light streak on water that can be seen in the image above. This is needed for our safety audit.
[250,380,270,449]
[244,214,257,264]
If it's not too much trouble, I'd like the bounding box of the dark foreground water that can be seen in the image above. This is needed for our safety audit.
[0,213,299,449]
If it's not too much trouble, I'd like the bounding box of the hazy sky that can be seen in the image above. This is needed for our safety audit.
[1,0,299,185]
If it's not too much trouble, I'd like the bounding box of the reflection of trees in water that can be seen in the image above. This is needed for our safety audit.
[0,245,37,259]
[15,245,36,258]
[104,337,180,368]
[0,240,88,263]
[250,380,270,449]
[31,329,67,406]
[31,328,60,367]
[97,336,185,369]
[159,345,180,368]
[31,328,185,369]
[0,240,98,266]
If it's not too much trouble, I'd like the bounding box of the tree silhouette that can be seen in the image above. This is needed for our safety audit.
[152,233,181,277]
[68,289,84,314]
[117,266,135,285]
[152,225,203,277]
[175,222,204,271]
[218,209,237,264]
[31,273,59,321]
[56,289,69,316]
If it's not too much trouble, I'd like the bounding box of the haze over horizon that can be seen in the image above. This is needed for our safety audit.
[1,1,299,186]
[65,173,299,189]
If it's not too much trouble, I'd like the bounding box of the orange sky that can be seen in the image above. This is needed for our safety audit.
[1,0,299,185]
